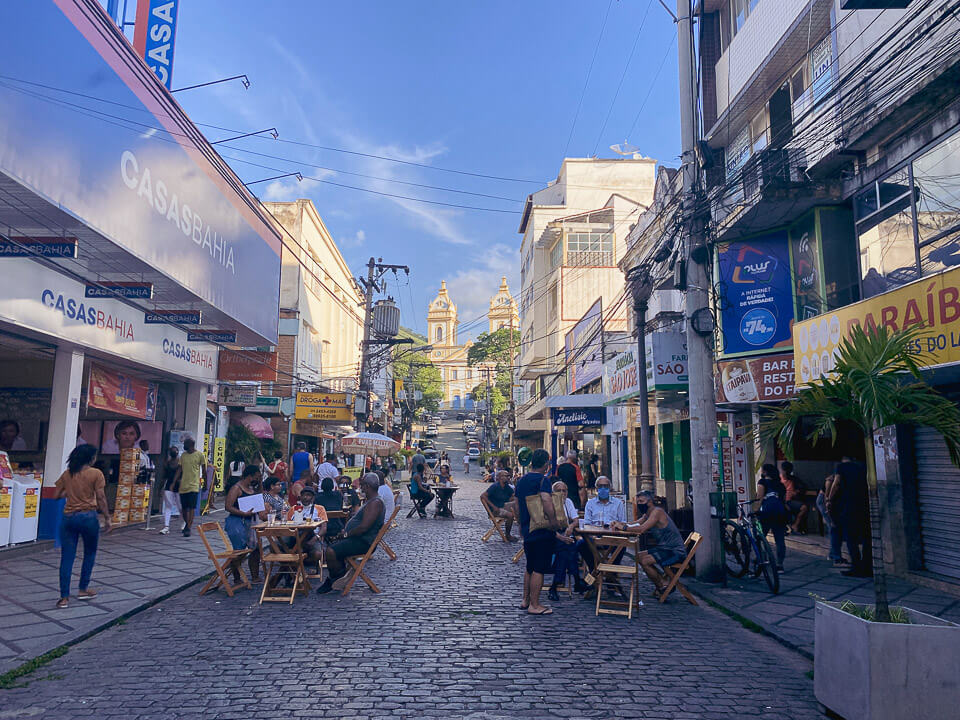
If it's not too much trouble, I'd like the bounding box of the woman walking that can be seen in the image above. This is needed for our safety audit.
[159,447,181,535]
[53,444,112,608]
[757,463,788,572]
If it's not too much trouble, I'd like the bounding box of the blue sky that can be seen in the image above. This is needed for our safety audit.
[130,0,680,339]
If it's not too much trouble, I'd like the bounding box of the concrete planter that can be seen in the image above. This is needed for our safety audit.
[814,600,960,720]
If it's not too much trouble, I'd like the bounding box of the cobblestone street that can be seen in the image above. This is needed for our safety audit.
[1,463,822,719]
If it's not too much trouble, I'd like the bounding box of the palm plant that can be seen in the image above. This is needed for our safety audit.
[758,324,960,622]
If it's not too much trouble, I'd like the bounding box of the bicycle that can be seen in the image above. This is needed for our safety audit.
[721,499,780,594]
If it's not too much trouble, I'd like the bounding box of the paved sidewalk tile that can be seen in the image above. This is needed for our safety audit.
[0,511,226,673]
[689,544,960,657]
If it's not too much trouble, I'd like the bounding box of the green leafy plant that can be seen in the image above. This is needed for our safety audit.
[838,599,911,624]
[761,325,960,622]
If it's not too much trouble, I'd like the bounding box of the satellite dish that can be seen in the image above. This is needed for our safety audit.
[610,141,641,157]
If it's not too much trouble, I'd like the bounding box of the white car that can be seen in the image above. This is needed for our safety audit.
[467,447,481,461]
[425,424,438,437]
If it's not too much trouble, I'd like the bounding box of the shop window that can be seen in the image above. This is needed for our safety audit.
[855,168,918,298]
[914,131,960,276]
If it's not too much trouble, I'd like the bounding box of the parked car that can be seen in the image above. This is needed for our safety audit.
[424,449,440,469]
[455,413,465,420]
[467,446,481,461]
[425,424,438,437]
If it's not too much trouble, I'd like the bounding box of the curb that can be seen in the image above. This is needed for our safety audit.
[686,583,814,661]
[0,570,213,684]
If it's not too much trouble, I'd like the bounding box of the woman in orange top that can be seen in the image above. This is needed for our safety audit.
[53,444,112,609]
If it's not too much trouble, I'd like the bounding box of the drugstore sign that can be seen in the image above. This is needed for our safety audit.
[794,265,960,385]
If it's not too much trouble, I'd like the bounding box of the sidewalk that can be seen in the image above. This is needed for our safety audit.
[688,546,960,658]
[0,512,221,675]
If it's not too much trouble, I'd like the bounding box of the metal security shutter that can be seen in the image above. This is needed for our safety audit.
[915,426,960,580]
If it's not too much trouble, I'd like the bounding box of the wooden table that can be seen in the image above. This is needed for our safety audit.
[428,483,459,518]
[574,524,648,567]
[254,521,323,604]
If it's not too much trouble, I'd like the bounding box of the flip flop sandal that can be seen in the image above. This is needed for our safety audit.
[518,604,529,610]
[528,607,553,615]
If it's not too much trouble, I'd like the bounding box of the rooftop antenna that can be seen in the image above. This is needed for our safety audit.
[610,141,643,159]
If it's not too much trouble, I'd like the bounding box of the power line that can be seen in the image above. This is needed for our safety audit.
[592,0,656,157]
[563,0,615,159]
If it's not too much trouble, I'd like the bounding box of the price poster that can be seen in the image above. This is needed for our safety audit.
[0,485,11,518]
[716,230,795,356]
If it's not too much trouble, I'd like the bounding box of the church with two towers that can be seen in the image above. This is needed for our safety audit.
[426,277,518,409]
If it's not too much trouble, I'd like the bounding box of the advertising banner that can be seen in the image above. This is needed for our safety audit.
[603,350,641,405]
[219,385,258,407]
[715,353,797,404]
[213,436,226,493]
[551,407,605,427]
[87,364,157,420]
[794,265,960,386]
[646,331,689,390]
[218,349,278,382]
[565,299,604,392]
[717,231,795,356]
[295,392,353,422]
[0,1,281,341]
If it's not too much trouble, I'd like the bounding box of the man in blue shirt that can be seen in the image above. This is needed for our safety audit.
[516,449,559,615]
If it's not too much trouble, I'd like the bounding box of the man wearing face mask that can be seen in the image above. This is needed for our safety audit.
[583,476,626,527]
[634,490,688,598]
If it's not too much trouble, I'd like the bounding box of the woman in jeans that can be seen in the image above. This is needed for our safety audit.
[53,444,112,608]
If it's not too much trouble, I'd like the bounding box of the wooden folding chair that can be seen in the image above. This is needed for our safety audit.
[197,522,253,598]
[341,505,402,596]
[594,536,641,619]
[258,526,311,604]
[512,545,525,563]
[391,490,401,528]
[481,501,510,543]
[658,532,701,605]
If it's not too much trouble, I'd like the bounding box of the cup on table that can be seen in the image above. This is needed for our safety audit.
[578,518,585,530]
[267,512,275,526]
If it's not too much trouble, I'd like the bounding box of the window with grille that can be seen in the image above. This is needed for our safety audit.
[565,231,614,266]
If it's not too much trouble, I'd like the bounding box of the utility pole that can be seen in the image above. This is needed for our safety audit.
[356,257,377,432]
[356,257,410,432]
[485,366,493,450]
[677,0,722,580]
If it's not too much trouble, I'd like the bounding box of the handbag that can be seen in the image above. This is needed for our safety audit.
[526,490,566,533]
[758,491,788,525]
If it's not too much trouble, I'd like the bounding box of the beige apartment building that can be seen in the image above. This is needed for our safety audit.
[514,157,657,456]
[263,199,365,449]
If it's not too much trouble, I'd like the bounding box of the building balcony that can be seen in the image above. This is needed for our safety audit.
[711,147,842,239]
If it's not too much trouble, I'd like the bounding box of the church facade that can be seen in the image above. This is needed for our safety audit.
[427,278,518,409]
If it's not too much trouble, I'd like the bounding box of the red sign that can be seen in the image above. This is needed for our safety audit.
[715,353,796,404]
[87,364,157,420]
[217,350,278,382]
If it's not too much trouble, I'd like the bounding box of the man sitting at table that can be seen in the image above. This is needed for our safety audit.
[549,480,587,600]
[316,476,345,538]
[285,487,328,572]
[481,470,518,541]
[316,474,385,594]
[634,490,688,598]
[578,476,628,585]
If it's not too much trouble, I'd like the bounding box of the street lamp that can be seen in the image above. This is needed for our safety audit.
[628,264,655,494]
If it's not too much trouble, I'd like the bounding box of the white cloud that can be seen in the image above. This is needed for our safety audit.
[259,175,327,201]
[339,229,366,249]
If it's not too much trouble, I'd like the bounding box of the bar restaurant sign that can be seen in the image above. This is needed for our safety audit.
[794,265,960,386]
[294,392,352,422]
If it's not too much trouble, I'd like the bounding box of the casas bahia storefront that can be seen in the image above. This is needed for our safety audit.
[0,1,281,545]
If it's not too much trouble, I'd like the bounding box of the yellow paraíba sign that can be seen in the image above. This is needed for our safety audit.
[794,266,960,385]
[294,391,353,421]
